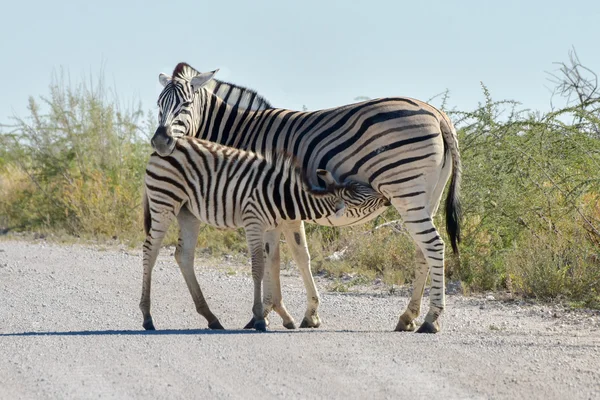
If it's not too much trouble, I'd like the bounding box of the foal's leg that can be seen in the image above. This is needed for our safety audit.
[263,228,296,329]
[244,223,268,332]
[140,211,173,331]
[175,206,223,329]
[243,228,295,329]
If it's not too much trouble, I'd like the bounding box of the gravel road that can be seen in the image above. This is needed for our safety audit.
[0,239,599,399]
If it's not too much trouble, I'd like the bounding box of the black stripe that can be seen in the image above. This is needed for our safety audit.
[260,163,278,222]
[146,182,183,204]
[394,191,425,199]
[366,153,436,184]
[302,99,414,172]
[378,173,423,189]
[329,124,436,173]
[423,235,442,244]
[283,175,296,220]
[405,218,431,224]
[258,109,286,155]
[284,112,312,152]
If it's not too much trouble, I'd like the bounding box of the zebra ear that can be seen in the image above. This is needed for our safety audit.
[334,199,346,218]
[159,73,171,87]
[190,69,220,92]
[316,169,339,189]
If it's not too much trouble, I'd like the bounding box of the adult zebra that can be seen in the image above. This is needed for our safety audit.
[152,62,461,333]
[142,136,389,331]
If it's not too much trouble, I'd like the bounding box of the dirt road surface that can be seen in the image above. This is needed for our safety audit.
[1,239,599,399]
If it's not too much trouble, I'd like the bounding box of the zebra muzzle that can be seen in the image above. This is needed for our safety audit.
[152,126,176,156]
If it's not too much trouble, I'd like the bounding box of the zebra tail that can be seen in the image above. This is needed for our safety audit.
[442,114,462,255]
[143,188,151,237]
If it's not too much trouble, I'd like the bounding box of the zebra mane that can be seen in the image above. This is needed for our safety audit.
[171,62,272,111]
[172,62,198,81]
[205,79,272,111]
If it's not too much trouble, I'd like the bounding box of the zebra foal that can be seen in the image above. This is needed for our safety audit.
[141,136,389,331]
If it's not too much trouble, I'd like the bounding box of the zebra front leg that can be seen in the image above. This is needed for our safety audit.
[175,206,224,330]
[245,224,268,332]
[395,250,428,332]
[282,221,321,328]
[397,205,446,334]
[140,211,173,331]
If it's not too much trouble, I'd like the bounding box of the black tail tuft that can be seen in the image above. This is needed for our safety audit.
[445,166,462,255]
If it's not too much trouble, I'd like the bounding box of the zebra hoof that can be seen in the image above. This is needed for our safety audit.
[208,320,224,330]
[243,317,256,330]
[283,321,297,330]
[416,321,440,334]
[395,319,417,332]
[299,316,321,328]
[143,318,156,331]
[254,319,267,332]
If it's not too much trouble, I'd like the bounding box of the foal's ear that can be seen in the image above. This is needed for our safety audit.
[190,69,219,92]
[334,199,346,218]
[159,73,171,87]
[316,169,339,189]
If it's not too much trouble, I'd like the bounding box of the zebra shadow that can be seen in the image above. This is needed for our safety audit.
[0,328,386,337]
[0,328,265,337]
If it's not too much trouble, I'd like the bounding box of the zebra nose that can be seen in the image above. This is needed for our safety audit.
[152,126,175,156]
[154,125,171,139]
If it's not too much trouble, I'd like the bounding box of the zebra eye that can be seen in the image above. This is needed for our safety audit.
[181,101,193,107]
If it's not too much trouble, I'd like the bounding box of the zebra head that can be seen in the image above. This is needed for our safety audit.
[316,170,391,218]
[152,63,219,156]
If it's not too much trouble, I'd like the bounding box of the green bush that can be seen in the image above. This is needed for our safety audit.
[0,71,151,240]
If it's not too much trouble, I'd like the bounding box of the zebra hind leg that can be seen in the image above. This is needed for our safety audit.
[395,250,428,332]
[140,211,174,331]
[282,222,321,328]
[175,206,224,329]
[395,203,446,334]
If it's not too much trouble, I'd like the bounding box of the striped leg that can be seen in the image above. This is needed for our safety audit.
[263,229,296,329]
[396,152,453,333]
[282,221,321,328]
[244,223,268,332]
[394,201,445,334]
[175,207,223,329]
[140,211,173,331]
[244,228,296,329]
[395,250,428,332]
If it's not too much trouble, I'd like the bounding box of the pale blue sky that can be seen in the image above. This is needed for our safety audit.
[1,0,598,126]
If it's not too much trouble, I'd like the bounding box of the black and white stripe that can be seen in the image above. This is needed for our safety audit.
[151,62,462,333]
[140,136,389,331]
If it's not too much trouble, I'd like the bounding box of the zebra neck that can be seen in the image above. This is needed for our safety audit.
[302,184,340,220]
[317,197,339,219]
[195,91,261,147]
